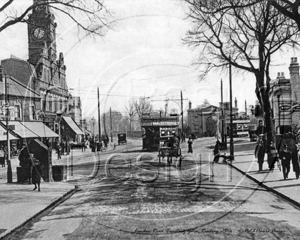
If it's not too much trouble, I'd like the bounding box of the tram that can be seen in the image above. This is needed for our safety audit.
[141,115,179,151]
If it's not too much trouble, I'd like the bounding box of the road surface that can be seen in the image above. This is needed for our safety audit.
[5,138,300,240]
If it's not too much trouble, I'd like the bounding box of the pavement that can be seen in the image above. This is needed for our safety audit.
[0,139,138,239]
[230,150,300,208]
[1,139,300,239]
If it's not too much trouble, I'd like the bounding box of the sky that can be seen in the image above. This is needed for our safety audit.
[0,0,298,118]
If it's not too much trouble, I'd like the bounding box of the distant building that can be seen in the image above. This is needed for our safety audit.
[187,100,239,138]
[269,57,300,134]
[69,96,82,126]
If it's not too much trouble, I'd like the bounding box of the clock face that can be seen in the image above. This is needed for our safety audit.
[33,27,45,40]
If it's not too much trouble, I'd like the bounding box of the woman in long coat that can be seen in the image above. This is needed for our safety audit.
[31,156,43,191]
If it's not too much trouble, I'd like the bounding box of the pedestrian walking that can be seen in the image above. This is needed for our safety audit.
[268,141,279,171]
[65,141,70,155]
[255,137,266,172]
[279,144,292,180]
[292,146,300,179]
[0,145,5,167]
[60,141,65,156]
[103,136,108,149]
[57,142,61,160]
[187,137,193,154]
[213,140,221,163]
[85,139,89,150]
[30,154,42,191]
[90,138,95,152]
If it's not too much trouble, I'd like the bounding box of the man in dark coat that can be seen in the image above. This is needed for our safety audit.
[279,144,292,180]
[213,140,221,163]
[255,137,266,172]
[268,141,279,171]
[30,154,42,191]
[188,137,193,154]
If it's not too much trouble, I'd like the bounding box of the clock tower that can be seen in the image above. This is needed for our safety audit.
[28,0,57,66]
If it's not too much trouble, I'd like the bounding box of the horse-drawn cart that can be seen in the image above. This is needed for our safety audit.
[158,146,182,165]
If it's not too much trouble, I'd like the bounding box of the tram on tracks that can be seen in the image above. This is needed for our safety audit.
[141,114,182,165]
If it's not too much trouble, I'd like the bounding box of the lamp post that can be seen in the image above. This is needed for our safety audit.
[276,89,282,134]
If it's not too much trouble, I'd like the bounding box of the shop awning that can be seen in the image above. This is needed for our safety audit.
[4,121,39,138]
[62,116,84,135]
[20,121,59,138]
[0,127,19,141]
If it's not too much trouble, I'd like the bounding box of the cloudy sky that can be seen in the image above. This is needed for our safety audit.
[0,0,298,117]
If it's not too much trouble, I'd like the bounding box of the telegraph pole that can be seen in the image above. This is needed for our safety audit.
[103,112,107,136]
[97,87,101,139]
[110,107,113,142]
[221,79,225,148]
[229,60,234,160]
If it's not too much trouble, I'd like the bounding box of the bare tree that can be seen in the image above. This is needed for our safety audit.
[195,0,300,34]
[134,97,153,125]
[124,98,137,135]
[0,0,109,35]
[184,0,299,148]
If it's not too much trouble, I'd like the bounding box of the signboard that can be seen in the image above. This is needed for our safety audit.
[7,125,15,131]
[142,121,179,127]
[280,104,291,111]
[292,105,300,112]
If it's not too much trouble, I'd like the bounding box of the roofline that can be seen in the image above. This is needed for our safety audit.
[1,57,37,79]
[7,75,40,98]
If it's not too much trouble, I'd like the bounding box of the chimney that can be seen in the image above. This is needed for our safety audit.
[189,101,192,110]
[277,72,285,79]
[289,57,299,76]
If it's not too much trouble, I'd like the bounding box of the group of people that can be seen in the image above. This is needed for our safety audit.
[82,135,109,153]
[162,134,193,154]
[254,134,300,180]
[54,139,71,160]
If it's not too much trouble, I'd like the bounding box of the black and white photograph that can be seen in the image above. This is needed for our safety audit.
[1,0,300,239]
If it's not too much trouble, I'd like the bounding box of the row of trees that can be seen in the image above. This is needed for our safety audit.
[124,97,153,133]
[183,0,300,152]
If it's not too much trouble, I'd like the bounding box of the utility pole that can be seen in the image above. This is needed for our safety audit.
[110,107,113,142]
[221,79,225,148]
[229,60,234,160]
[181,91,184,140]
[97,87,101,139]
[103,112,107,136]
[165,99,168,117]
[4,72,12,183]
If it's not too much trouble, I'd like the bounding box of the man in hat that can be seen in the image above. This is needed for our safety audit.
[279,144,292,180]
[30,153,43,191]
